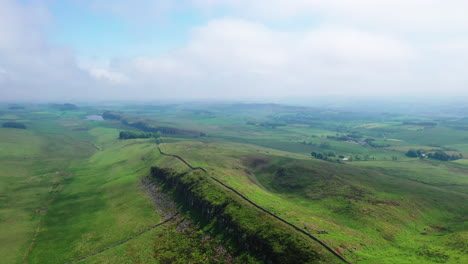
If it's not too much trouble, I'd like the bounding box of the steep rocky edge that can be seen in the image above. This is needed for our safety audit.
[150,166,341,264]
[142,176,239,263]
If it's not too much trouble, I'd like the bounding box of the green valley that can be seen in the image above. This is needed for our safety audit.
[0,102,466,264]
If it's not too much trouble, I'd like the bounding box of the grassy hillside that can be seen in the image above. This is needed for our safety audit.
[1,103,467,264]
[27,137,161,263]
[0,109,162,263]
[156,140,467,263]
[0,121,95,264]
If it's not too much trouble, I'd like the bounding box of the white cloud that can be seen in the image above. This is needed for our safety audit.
[0,67,8,83]
[89,68,130,84]
[1,0,468,101]
[80,0,468,32]
[93,0,468,98]
[297,26,413,62]
[100,18,417,98]
[0,0,97,101]
[193,0,468,32]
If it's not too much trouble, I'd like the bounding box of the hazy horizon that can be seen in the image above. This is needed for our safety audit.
[1,0,468,101]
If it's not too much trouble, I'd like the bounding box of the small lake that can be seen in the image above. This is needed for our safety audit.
[85,115,104,121]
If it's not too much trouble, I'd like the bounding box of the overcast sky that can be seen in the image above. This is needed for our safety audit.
[1,0,468,101]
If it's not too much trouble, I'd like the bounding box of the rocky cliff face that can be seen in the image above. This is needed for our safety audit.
[150,166,336,264]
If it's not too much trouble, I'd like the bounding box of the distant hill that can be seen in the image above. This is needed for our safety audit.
[2,122,26,129]
[8,105,25,110]
[50,103,79,111]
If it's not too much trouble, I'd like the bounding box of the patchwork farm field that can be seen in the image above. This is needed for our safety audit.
[1,103,467,263]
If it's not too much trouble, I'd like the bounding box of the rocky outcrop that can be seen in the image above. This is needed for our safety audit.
[150,166,340,264]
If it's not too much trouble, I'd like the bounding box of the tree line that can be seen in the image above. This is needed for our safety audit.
[103,111,205,137]
[311,151,345,163]
[119,131,161,140]
[406,149,463,161]
[2,122,26,129]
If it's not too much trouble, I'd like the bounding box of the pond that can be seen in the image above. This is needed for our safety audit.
[85,115,104,121]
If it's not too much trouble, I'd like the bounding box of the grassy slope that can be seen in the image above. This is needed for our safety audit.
[2,105,467,263]
[0,124,89,264]
[152,167,340,264]
[89,105,467,263]
[0,129,44,158]
[0,109,162,264]
[158,140,467,264]
[27,132,161,264]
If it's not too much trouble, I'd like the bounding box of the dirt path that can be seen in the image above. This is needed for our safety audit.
[63,214,178,264]
[22,220,42,264]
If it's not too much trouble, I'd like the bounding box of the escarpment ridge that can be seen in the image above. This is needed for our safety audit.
[150,166,347,264]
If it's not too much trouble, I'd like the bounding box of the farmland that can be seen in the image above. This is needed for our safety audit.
[0,102,467,263]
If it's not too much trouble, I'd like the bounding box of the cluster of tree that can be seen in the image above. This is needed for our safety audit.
[405,149,423,158]
[129,121,180,135]
[346,154,377,161]
[402,121,437,127]
[368,142,391,148]
[50,103,79,111]
[2,122,26,129]
[311,151,345,162]
[300,141,341,149]
[406,149,463,161]
[300,141,317,146]
[325,134,390,148]
[102,111,122,120]
[124,119,203,136]
[123,120,160,133]
[326,134,362,141]
[119,131,161,139]
[428,151,462,161]
[363,138,391,148]
[123,120,155,131]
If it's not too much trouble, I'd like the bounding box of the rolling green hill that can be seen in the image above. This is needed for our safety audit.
[154,140,467,263]
[0,103,466,263]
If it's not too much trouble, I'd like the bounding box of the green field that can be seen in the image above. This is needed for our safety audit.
[155,140,467,263]
[1,103,467,263]
[0,109,161,263]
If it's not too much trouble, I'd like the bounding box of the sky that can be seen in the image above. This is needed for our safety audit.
[1,0,468,102]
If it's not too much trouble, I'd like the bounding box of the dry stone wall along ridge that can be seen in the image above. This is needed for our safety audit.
[156,143,351,264]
